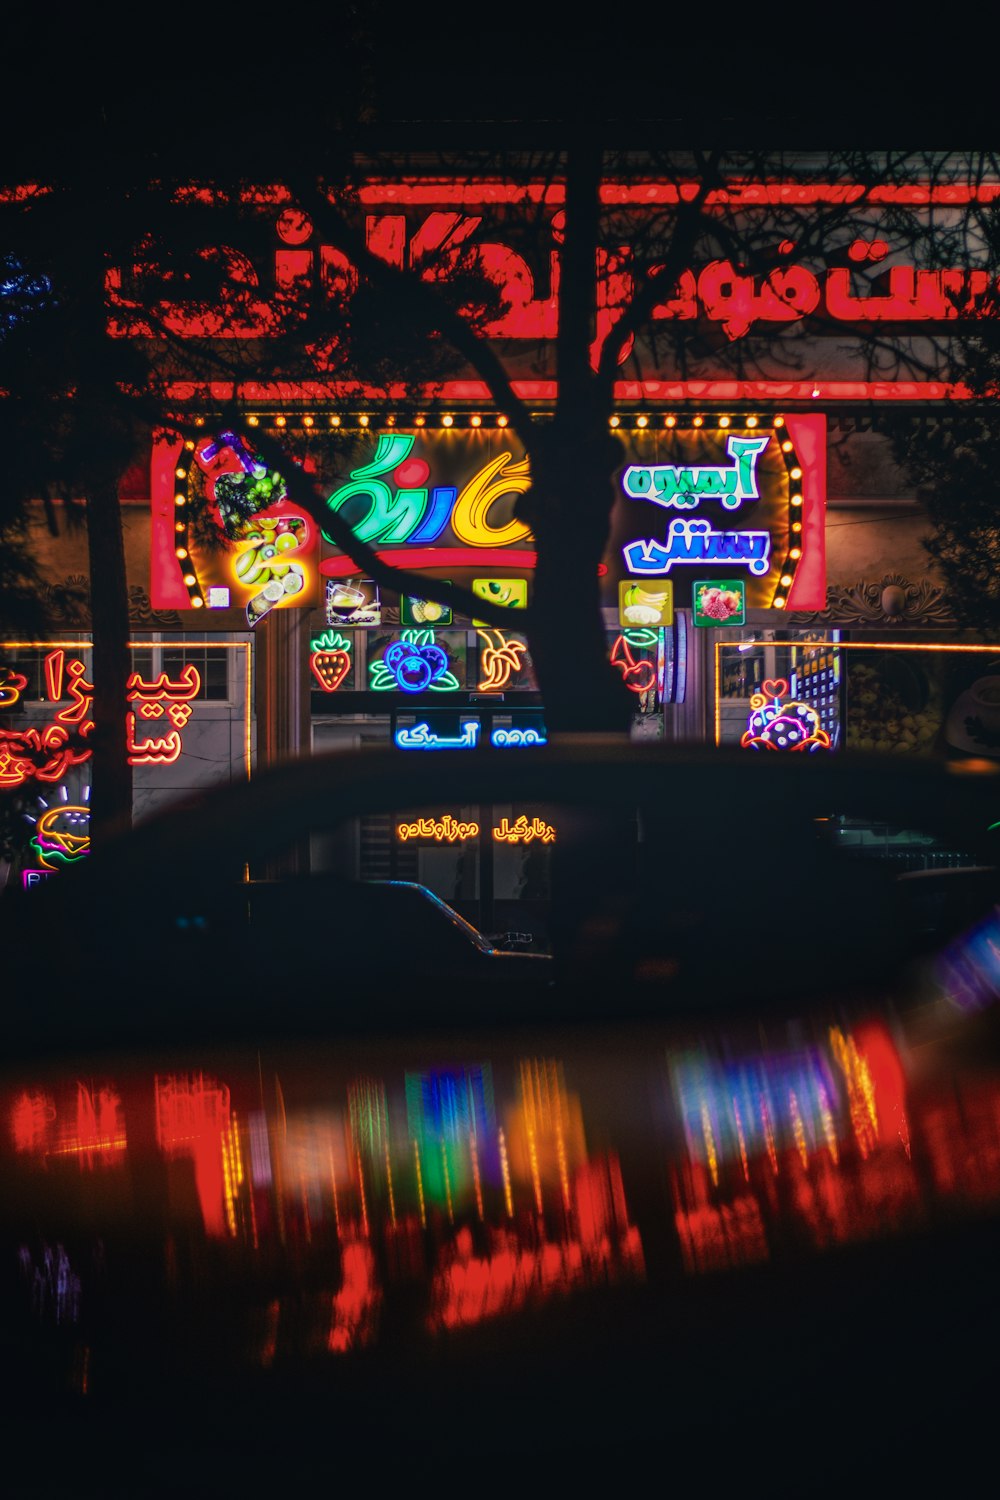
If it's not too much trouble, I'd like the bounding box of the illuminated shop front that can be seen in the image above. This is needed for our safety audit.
[145,412,826,936]
[6,168,988,912]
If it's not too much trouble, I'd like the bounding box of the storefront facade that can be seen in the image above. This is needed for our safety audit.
[3,165,995,929]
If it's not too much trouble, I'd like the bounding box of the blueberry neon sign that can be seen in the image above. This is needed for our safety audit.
[370,631,460,693]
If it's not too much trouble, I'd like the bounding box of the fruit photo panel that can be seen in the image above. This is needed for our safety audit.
[471,578,528,627]
[619,580,674,628]
[693,579,746,627]
[401,588,453,627]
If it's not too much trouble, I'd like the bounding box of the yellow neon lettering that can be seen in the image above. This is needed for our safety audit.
[451,452,533,548]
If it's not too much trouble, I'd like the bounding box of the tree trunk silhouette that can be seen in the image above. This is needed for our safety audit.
[86,474,133,846]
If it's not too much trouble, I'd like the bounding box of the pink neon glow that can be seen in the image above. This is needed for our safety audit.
[783,413,825,610]
[320,550,608,578]
[320,547,536,577]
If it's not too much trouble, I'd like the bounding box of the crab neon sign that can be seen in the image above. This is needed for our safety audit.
[741,678,832,752]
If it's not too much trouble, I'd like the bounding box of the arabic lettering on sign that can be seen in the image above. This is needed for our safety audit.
[325,434,533,551]
[105,202,1000,349]
[623,518,772,577]
[489,727,547,748]
[0,724,91,789]
[0,650,204,789]
[613,415,824,612]
[492,816,556,844]
[126,664,201,766]
[622,435,770,512]
[394,721,481,751]
[396,816,481,843]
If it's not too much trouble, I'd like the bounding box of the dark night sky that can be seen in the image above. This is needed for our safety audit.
[5,10,999,172]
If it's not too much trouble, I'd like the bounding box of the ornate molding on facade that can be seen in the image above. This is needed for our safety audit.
[36,576,182,629]
[789,573,954,628]
[127,586,182,628]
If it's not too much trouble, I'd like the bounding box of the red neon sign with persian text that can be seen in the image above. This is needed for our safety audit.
[96,177,1000,400]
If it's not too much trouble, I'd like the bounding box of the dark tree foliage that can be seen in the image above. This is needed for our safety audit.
[887,322,1000,633]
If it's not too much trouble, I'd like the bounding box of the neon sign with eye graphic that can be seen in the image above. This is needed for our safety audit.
[370,631,460,693]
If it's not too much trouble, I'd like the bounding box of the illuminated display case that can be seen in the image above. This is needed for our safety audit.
[717,639,1000,761]
[789,640,842,749]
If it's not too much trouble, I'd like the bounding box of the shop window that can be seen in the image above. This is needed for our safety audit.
[159,646,231,701]
[0,647,86,704]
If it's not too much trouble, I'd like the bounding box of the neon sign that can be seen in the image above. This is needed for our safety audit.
[126,662,201,765]
[493,816,555,844]
[394,813,556,842]
[24,784,91,871]
[0,668,28,707]
[741,678,832,752]
[395,721,480,750]
[324,434,532,550]
[309,630,352,692]
[610,631,659,694]
[619,417,822,611]
[370,631,460,693]
[490,728,546,747]
[393,721,546,749]
[0,649,93,788]
[397,815,480,842]
[625,517,771,576]
[476,629,528,691]
[107,194,1000,356]
[0,648,206,788]
[150,431,319,616]
[622,435,770,511]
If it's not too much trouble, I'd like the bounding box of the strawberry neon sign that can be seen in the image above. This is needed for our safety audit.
[309,630,352,692]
